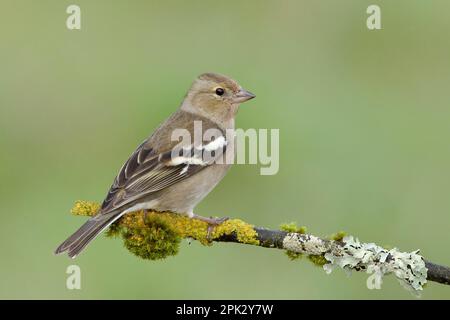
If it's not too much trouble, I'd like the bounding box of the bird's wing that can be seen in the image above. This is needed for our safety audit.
[99,135,228,213]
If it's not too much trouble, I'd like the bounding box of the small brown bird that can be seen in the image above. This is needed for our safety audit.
[55,73,255,258]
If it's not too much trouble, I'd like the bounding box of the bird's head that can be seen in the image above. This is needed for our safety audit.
[182,73,255,123]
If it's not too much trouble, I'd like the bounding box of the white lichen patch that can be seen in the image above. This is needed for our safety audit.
[323,236,427,293]
[282,233,329,256]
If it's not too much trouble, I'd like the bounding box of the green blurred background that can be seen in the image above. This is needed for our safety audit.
[1,0,449,299]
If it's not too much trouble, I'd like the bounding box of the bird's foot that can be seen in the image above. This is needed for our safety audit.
[143,209,150,223]
[192,214,229,240]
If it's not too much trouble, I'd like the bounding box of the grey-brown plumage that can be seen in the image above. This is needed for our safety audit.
[55,73,255,258]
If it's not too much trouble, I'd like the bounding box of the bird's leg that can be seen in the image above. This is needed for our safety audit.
[192,214,229,225]
[191,214,229,240]
[143,209,150,223]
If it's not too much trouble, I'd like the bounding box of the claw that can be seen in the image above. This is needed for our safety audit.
[143,209,149,224]
[192,214,229,240]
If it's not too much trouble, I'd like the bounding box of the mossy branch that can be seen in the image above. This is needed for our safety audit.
[71,200,450,293]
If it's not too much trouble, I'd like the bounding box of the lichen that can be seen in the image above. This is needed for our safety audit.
[281,227,347,267]
[280,224,349,267]
[323,236,428,294]
[283,233,329,256]
[280,222,307,260]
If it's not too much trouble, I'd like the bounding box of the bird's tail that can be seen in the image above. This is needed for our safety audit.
[54,211,122,258]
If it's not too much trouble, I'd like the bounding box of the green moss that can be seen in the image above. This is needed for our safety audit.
[122,215,181,260]
[307,254,328,266]
[330,231,347,242]
[120,211,260,246]
[286,251,303,260]
[71,200,100,216]
[101,211,182,260]
[105,220,122,238]
[280,222,307,234]
[211,219,259,245]
[69,201,260,260]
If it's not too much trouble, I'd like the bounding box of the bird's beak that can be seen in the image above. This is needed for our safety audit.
[234,88,256,103]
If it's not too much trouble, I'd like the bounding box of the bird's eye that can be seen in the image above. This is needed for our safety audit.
[215,88,225,96]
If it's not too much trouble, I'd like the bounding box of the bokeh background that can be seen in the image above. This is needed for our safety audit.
[1,0,449,299]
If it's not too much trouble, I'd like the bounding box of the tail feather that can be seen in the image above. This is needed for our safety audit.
[66,217,116,258]
[55,219,99,253]
[55,211,122,258]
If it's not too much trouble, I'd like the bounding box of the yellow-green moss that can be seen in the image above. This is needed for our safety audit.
[280,222,307,234]
[70,201,259,260]
[286,251,303,261]
[70,202,332,264]
[120,213,180,260]
[307,254,328,266]
[211,219,260,245]
[330,231,347,242]
[71,200,100,216]
[114,211,259,246]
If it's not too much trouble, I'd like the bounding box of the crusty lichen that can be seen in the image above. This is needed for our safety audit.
[323,236,428,294]
[303,231,346,267]
[70,200,259,260]
[279,226,347,266]
[283,233,329,256]
[280,224,347,266]
[280,222,307,260]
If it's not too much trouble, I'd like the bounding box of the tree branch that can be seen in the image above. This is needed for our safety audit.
[70,200,450,293]
[218,227,450,288]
